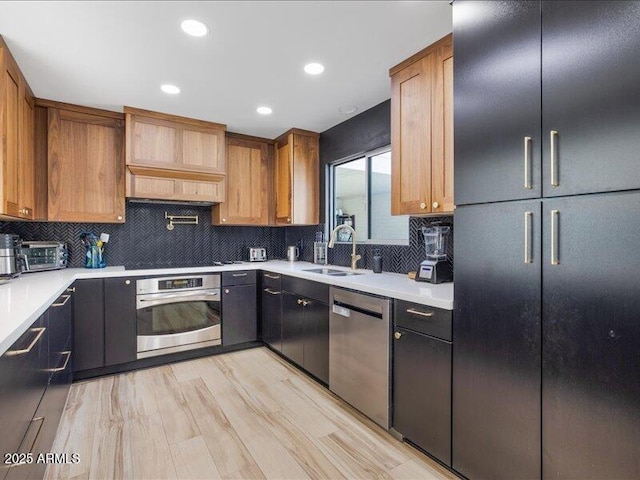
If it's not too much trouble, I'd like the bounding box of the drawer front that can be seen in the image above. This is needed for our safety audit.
[282,276,329,303]
[222,270,256,286]
[261,271,282,291]
[0,315,49,472]
[395,300,452,341]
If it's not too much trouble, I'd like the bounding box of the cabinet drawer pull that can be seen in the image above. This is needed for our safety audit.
[5,327,46,356]
[52,294,71,307]
[551,209,560,265]
[524,136,532,189]
[394,331,402,340]
[302,300,310,306]
[550,130,559,187]
[232,273,248,277]
[406,308,434,318]
[66,287,76,293]
[524,211,533,264]
[264,273,280,279]
[264,288,281,295]
[297,298,304,305]
[48,351,71,372]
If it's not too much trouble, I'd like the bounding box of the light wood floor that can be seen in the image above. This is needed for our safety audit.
[46,347,457,480]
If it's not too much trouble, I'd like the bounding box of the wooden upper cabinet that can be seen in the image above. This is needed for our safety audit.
[47,104,125,223]
[274,129,319,225]
[124,107,226,203]
[125,107,225,173]
[0,36,35,220]
[19,82,35,220]
[212,133,271,226]
[390,33,454,215]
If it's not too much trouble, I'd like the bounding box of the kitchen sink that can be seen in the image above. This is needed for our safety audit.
[326,272,363,276]
[303,268,363,276]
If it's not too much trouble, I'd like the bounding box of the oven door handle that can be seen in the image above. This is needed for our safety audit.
[137,289,220,309]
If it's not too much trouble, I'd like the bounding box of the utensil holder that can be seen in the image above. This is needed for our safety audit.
[85,246,106,268]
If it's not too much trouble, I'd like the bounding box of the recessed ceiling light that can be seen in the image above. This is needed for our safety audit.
[304,62,325,75]
[161,84,181,95]
[181,19,209,37]
[256,106,272,115]
[339,105,358,114]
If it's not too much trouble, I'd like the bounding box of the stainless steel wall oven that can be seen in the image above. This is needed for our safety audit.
[136,274,221,359]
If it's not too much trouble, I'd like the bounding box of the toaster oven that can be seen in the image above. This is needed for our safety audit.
[20,241,68,272]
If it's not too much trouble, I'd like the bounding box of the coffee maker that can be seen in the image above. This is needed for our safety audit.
[0,234,23,284]
[415,224,453,284]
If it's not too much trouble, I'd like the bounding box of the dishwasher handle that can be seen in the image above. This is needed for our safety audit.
[332,300,383,319]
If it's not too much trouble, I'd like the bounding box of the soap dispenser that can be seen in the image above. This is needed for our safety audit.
[372,249,382,273]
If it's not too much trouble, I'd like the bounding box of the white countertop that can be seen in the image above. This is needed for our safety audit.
[0,261,453,356]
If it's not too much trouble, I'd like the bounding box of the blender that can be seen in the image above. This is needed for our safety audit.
[415,224,453,283]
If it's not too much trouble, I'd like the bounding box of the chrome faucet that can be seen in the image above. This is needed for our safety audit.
[328,224,361,270]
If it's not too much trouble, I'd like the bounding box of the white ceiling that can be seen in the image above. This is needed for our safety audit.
[0,1,452,139]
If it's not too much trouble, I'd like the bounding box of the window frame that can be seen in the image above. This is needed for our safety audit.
[327,145,409,246]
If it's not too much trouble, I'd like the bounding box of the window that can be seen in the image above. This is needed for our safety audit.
[329,147,409,244]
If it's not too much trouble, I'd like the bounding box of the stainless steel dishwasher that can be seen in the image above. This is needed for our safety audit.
[329,286,391,429]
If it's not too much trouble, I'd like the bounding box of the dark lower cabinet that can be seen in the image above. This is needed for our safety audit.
[73,279,105,371]
[1,289,74,480]
[281,292,305,366]
[222,283,257,346]
[393,327,451,466]
[104,278,136,366]
[0,314,48,480]
[393,300,452,466]
[300,298,329,384]
[261,272,283,352]
[74,277,139,373]
[281,277,329,384]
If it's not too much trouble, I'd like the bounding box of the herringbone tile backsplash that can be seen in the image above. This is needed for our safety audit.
[0,204,453,274]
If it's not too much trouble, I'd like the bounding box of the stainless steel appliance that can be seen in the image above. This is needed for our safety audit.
[247,247,267,262]
[0,234,23,283]
[19,241,68,272]
[136,274,221,359]
[329,287,391,428]
[286,246,299,262]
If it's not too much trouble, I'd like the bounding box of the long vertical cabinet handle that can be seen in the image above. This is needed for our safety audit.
[524,136,532,189]
[551,209,560,265]
[524,211,533,264]
[550,130,559,187]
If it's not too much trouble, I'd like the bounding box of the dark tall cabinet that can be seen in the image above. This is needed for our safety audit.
[453,202,542,479]
[454,0,542,206]
[454,2,640,479]
[541,1,640,198]
[542,192,640,479]
[455,0,640,207]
